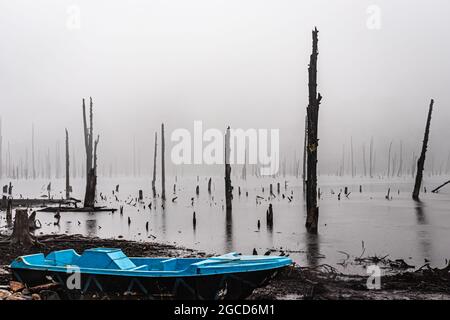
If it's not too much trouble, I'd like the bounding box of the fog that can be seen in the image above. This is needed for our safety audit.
[1,0,449,177]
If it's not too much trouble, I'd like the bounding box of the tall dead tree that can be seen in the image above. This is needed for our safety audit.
[362,144,367,176]
[241,148,247,180]
[350,137,355,177]
[82,97,100,208]
[224,126,233,212]
[369,137,374,178]
[0,117,2,179]
[65,129,70,200]
[32,123,36,179]
[302,114,307,191]
[305,28,322,234]
[161,123,166,201]
[152,131,157,198]
[397,141,403,177]
[412,99,434,200]
[387,141,392,177]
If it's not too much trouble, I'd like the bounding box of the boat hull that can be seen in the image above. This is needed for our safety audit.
[12,266,286,300]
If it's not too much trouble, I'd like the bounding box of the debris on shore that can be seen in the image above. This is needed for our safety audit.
[1,234,450,300]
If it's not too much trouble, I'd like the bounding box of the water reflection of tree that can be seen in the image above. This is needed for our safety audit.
[267,216,273,245]
[85,219,97,237]
[305,232,321,268]
[415,202,432,263]
[224,208,233,253]
[161,201,167,237]
[415,202,428,225]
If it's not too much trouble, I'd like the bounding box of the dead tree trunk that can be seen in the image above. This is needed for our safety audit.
[65,129,70,200]
[305,28,322,234]
[0,117,2,180]
[397,141,403,177]
[32,123,36,179]
[362,144,367,176]
[241,148,247,180]
[152,131,157,198]
[6,197,12,223]
[11,209,34,248]
[82,97,99,208]
[302,114,307,192]
[350,137,355,177]
[224,126,233,212]
[208,177,212,194]
[387,141,392,177]
[412,99,434,200]
[161,123,166,201]
[369,137,374,178]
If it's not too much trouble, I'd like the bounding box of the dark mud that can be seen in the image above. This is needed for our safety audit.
[250,263,450,300]
[1,234,450,300]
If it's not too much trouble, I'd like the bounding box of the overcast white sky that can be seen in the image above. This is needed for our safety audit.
[1,0,449,176]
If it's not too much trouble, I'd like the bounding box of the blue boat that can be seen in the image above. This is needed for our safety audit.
[10,248,292,299]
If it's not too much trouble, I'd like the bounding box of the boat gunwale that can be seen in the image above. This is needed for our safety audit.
[10,253,292,278]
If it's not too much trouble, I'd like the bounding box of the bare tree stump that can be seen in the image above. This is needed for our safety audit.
[11,209,35,248]
[6,198,12,223]
[208,178,212,194]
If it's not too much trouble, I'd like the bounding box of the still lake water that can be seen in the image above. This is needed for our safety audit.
[1,175,450,273]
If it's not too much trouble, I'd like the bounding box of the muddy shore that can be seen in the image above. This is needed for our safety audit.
[1,234,449,300]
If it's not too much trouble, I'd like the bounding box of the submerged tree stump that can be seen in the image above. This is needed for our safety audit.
[266,204,274,227]
[11,209,35,248]
[208,178,212,194]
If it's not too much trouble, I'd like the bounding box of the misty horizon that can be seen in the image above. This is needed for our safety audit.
[1,0,450,178]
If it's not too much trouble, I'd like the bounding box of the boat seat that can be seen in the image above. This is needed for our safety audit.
[160,258,177,271]
[129,265,148,271]
[45,249,79,266]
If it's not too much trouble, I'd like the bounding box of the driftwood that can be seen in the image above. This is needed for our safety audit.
[39,206,117,213]
[0,198,73,209]
[305,28,322,234]
[431,180,450,193]
[412,99,434,200]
